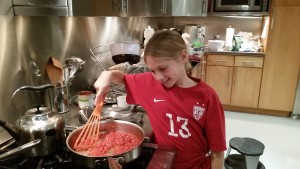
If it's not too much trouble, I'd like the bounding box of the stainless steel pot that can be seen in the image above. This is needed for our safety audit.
[0,84,65,157]
[66,120,145,168]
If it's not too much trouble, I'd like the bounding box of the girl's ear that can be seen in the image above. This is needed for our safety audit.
[178,49,189,63]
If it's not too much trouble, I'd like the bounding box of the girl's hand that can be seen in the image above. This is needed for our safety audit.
[94,70,125,104]
[94,71,112,104]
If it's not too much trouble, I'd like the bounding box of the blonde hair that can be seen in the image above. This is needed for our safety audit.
[144,30,191,73]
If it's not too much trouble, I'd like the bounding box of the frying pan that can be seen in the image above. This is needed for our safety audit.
[66,120,144,168]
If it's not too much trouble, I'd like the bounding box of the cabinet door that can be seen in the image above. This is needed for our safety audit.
[206,55,234,105]
[274,0,300,6]
[231,67,262,108]
[259,6,300,111]
[206,66,233,105]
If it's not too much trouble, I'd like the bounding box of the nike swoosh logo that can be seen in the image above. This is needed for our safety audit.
[154,98,165,102]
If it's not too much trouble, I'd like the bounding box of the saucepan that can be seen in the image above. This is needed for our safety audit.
[66,120,145,168]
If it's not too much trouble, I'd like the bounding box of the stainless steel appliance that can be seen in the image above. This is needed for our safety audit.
[0,141,176,169]
[211,0,270,15]
[172,0,208,16]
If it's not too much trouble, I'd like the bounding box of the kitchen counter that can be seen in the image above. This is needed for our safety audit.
[204,50,265,57]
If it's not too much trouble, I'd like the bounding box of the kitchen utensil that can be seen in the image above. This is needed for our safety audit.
[65,57,85,82]
[66,120,144,168]
[29,61,48,84]
[54,81,71,113]
[0,84,65,157]
[74,98,104,150]
[78,106,133,125]
[46,57,63,86]
[0,139,41,160]
[90,44,115,71]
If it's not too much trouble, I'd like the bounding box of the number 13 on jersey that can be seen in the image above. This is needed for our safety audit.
[166,113,191,138]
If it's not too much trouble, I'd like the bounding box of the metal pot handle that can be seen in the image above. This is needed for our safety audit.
[12,84,54,99]
[94,157,124,167]
[0,139,41,160]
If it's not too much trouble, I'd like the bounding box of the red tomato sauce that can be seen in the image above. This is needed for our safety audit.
[75,131,141,156]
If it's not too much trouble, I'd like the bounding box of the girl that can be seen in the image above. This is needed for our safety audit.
[94,30,226,169]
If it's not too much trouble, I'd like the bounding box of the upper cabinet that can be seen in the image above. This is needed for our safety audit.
[72,0,208,17]
[12,0,71,16]
[10,0,208,16]
[0,0,13,15]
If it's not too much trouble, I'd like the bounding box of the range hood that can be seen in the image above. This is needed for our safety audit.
[11,0,208,17]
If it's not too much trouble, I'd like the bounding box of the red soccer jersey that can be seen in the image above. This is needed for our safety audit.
[124,72,226,169]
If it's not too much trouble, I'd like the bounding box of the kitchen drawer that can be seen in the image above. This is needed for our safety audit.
[235,56,264,68]
[206,55,234,66]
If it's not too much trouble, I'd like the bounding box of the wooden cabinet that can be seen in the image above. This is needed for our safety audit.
[258,5,300,111]
[205,55,264,108]
[231,56,263,108]
[273,0,300,6]
[205,55,234,105]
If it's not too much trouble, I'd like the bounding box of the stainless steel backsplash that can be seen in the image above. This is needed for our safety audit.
[0,15,262,124]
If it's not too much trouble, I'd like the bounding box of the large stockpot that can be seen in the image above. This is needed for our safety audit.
[66,120,145,168]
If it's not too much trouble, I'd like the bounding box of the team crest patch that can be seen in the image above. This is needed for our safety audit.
[193,105,205,120]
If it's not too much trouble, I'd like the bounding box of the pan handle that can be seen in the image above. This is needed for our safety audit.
[95,157,124,167]
[0,139,41,160]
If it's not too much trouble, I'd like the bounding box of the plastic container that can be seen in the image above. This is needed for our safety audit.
[144,26,155,47]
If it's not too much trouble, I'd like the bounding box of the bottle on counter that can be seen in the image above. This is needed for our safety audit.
[143,26,155,47]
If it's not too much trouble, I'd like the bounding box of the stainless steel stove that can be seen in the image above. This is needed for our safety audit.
[0,105,176,169]
[0,141,176,169]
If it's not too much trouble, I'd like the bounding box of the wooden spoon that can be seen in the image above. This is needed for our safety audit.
[46,57,63,86]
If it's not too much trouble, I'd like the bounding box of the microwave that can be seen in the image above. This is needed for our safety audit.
[212,0,270,15]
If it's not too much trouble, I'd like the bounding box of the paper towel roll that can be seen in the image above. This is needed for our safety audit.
[225,26,235,48]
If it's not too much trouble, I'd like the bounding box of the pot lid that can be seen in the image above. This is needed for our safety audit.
[25,106,52,116]
[19,106,62,130]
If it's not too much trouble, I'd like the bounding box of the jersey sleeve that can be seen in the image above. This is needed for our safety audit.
[123,72,153,105]
[205,87,227,152]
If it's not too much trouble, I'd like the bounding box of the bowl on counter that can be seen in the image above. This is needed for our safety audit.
[208,40,225,51]
[110,42,141,64]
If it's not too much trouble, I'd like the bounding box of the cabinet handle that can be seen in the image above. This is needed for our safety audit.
[215,60,227,62]
[242,61,255,67]
[211,60,227,65]
[121,0,128,13]
[271,9,276,30]
[202,0,207,16]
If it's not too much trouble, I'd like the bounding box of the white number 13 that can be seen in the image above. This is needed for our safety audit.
[166,113,191,138]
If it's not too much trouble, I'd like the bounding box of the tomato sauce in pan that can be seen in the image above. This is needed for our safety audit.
[75,131,141,156]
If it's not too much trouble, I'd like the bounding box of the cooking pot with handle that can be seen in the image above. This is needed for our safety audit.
[66,120,144,168]
[0,84,65,157]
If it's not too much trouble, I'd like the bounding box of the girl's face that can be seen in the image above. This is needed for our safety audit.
[145,51,187,88]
